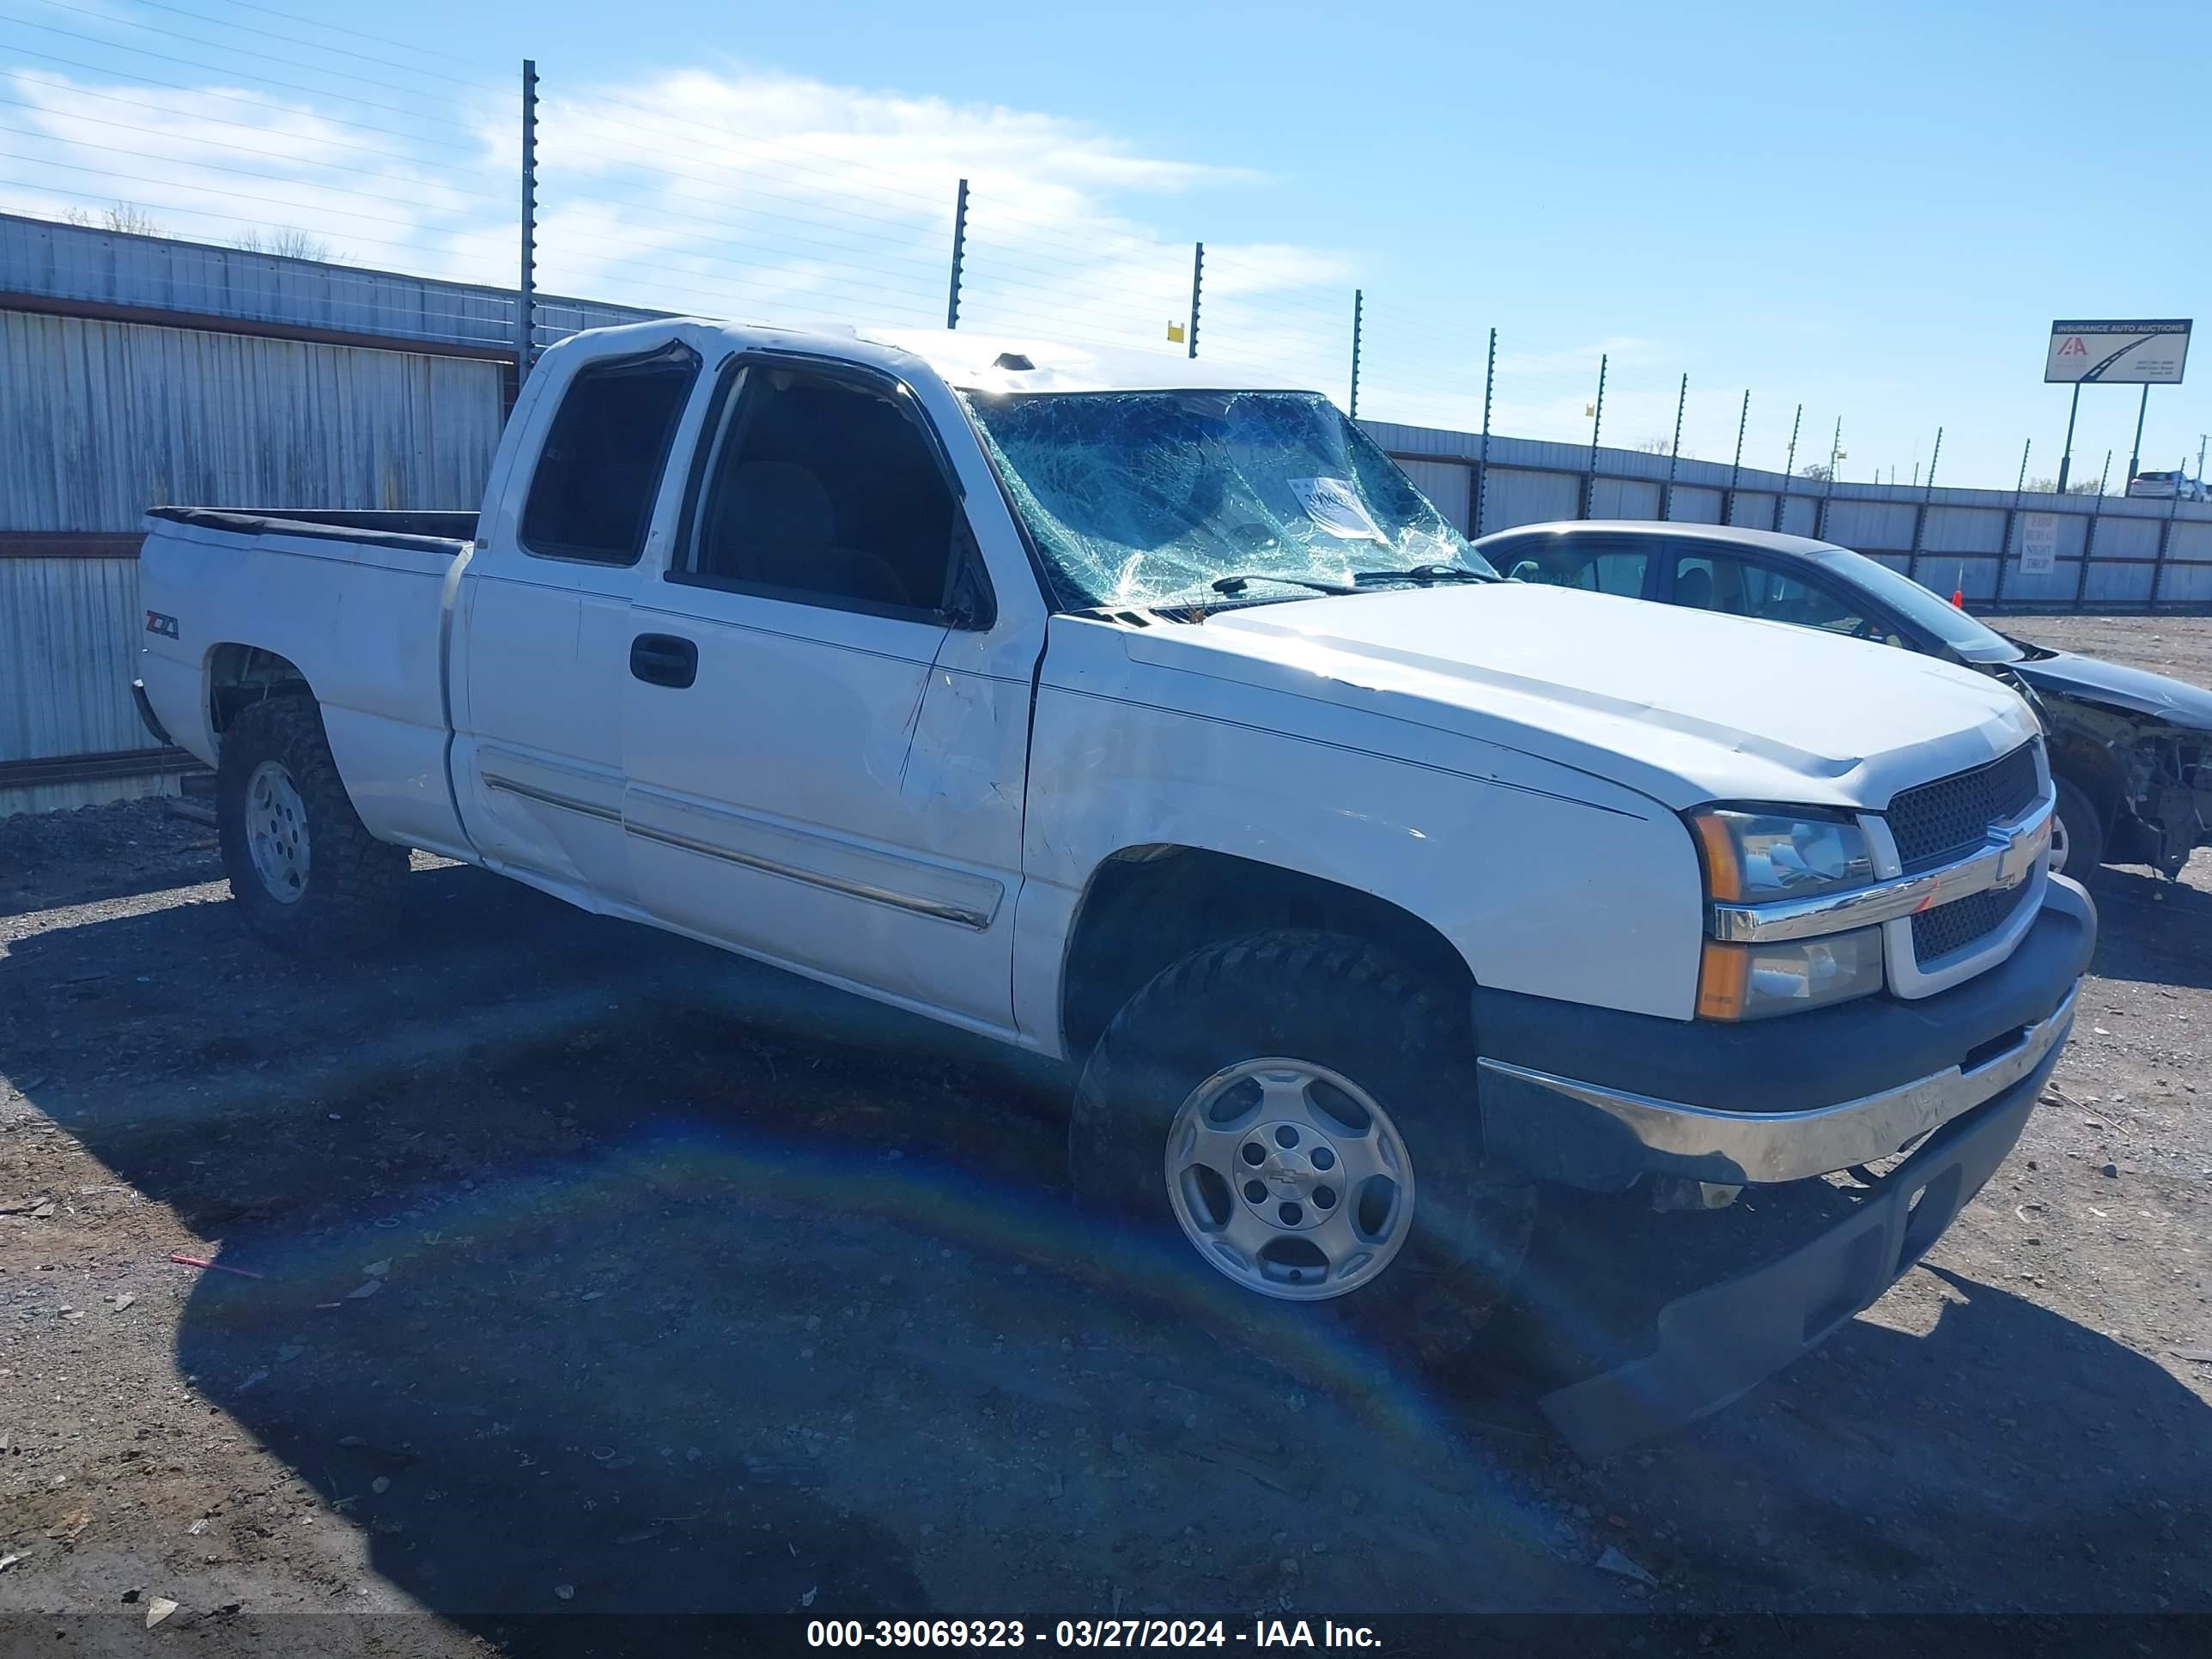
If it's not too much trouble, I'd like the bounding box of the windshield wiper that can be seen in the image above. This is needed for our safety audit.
[1209,572,1358,597]
[1352,563,1496,586]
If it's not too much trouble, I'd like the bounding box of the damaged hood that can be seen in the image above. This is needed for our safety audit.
[2012,650,2212,729]
[1121,582,2040,812]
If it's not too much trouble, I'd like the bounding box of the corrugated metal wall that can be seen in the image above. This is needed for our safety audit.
[0,212,659,354]
[1,313,507,529]
[0,307,513,818]
[1361,417,2212,611]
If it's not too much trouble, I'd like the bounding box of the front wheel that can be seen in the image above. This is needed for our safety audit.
[1069,932,1534,1362]
[2050,776,2106,880]
[216,697,407,956]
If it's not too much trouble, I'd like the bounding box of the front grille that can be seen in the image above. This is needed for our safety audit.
[1888,743,2041,873]
[1911,878,2035,964]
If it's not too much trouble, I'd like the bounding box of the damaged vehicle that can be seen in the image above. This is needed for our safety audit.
[132,321,2092,1457]
[1474,520,2212,878]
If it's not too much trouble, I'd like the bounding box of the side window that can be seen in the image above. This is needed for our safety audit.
[1509,535,1649,597]
[1587,550,1650,598]
[677,365,964,617]
[1674,551,1872,637]
[520,345,698,564]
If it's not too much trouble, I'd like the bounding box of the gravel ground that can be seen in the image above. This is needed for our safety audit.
[2,613,2208,1651]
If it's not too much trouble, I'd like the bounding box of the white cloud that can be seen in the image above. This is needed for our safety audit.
[0,52,1771,455]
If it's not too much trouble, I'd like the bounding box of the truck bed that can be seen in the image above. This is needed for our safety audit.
[146,506,478,551]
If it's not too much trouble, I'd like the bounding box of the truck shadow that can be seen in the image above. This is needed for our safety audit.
[2076,865,2212,993]
[4,864,2208,1626]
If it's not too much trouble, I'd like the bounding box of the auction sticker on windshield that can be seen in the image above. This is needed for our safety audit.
[1289,477,1387,542]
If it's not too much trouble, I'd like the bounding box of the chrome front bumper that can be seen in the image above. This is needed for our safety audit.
[1477,983,2076,1186]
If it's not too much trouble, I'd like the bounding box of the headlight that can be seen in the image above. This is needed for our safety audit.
[1687,807,1883,1019]
[1688,807,1874,902]
[1696,927,1885,1019]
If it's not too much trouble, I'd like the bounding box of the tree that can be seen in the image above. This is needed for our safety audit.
[1799,462,1833,483]
[233,228,339,262]
[64,202,162,235]
[2024,476,2105,496]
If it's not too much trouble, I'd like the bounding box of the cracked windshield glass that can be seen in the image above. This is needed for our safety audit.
[963,388,1498,608]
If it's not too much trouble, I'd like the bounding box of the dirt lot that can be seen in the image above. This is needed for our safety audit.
[2,611,2208,1650]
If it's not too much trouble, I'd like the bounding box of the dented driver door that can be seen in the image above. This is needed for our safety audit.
[618,354,1036,1034]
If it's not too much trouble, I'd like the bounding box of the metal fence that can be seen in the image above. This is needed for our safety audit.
[1372,422,2212,610]
[3,209,2209,817]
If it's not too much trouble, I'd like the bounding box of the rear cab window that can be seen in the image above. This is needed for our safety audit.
[520,343,701,565]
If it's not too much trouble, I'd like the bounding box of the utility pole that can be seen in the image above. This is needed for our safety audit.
[945,179,969,329]
[1818,416,1841,542]
[1725,389,1748,526]
[515,58,538,392]
[1348,289,1363,418]
[1906,427,1942,580]
[2056,382,2081,493]
[1185,242,1204,360]
[1583,353,1607,519]
[1773,402,1802,532]
[1662,373,1687,521]
[1475,327,1496,536]
[1995,438,2030,605]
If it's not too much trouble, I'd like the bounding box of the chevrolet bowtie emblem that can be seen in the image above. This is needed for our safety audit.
[1990,814,2049,890]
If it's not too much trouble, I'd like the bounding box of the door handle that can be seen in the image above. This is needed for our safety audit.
[629,633,698,689]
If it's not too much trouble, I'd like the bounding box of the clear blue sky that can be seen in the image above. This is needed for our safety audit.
[4,0,2204,488]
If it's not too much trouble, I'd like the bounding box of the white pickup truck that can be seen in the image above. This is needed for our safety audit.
[135,319,2094,1453]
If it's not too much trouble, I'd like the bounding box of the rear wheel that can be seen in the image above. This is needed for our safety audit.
[2050,775,2105,880]
[216,697,406,955]
[1070,931,1534,1363]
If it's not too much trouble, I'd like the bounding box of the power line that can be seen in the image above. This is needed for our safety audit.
[536,115,954,234]
[0,144,488,234]
[0,92,508,203]
[157,0,487,72]
[544,182,948,274]
[118,0,506,93]
[554,90,955,213]
[19,0,496,109]
[3,46,490,158]
[4,13,499,128]
[0,178,500,264]
[0,125,507,217]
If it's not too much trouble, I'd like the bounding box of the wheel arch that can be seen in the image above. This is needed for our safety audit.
[1056,843,1475,1064]
[205,643,316,742]
[2045,729,2128,834]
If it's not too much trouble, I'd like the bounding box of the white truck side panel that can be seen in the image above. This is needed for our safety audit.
[137,521,472,858]
[1015,618,1707,1045]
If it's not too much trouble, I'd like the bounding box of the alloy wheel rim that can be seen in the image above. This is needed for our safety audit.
[245,759,311,904]
[1161,1056,1415,1301]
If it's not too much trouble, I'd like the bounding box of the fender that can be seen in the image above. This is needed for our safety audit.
[1010,616,1709,1055]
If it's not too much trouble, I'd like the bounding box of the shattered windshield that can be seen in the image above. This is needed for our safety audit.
[960,389,1495,609]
